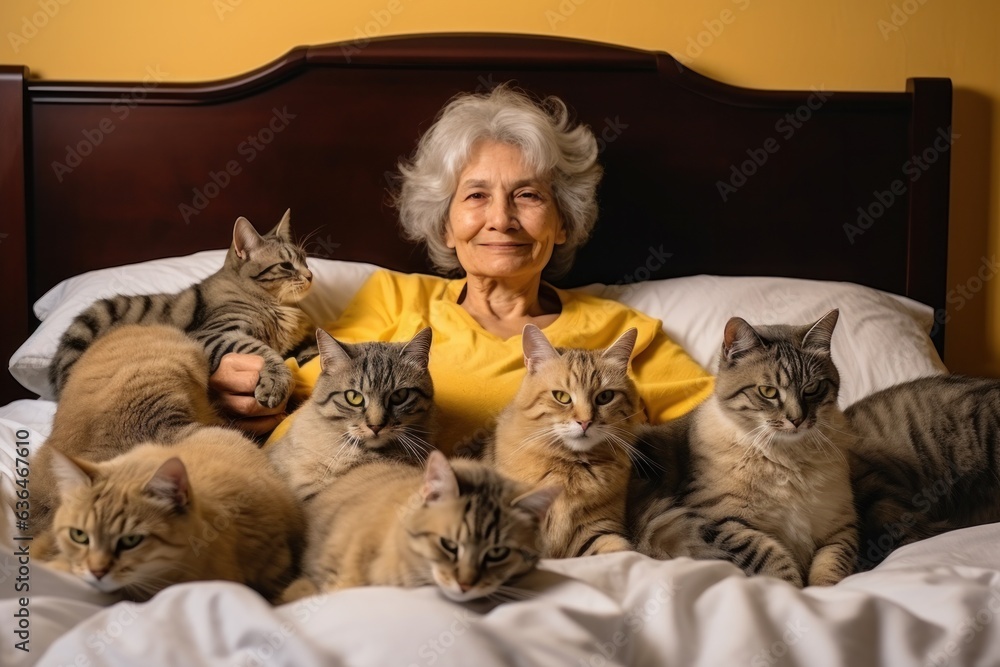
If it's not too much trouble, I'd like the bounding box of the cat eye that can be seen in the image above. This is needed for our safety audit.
[595,390,615,405]
[758,386,778,399]
[389,388,410,406]
[117,535,145,551]
[484,546,510,563]
[280,262,294,271]
[345,390,365,407]
[68,528,89,545]
[439,537,459,555]
[552,391,572,405]
[802,381,822,396]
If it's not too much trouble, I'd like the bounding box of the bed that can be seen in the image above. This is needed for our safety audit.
[4,33,996,667]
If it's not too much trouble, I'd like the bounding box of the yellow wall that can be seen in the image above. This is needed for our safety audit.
[2,0,998,375]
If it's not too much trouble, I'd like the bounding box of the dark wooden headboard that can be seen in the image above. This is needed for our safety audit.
[0,34,952,403]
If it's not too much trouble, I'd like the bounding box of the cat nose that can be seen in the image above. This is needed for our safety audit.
[577,420,592,433]
[367,424,382,435]
[303,270,313,282]
[789,416,805,427]
[458,581,473,592]
[90,567,109,580]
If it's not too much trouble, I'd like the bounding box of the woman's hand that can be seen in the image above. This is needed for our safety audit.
[210,353,289,436]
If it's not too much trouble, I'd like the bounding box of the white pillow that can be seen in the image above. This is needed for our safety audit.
[9,251,379,399]
[9,253,945,406]
[580,275,946,407]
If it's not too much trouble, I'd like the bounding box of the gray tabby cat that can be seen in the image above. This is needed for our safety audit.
[634,310,858,587]
[283,450,558,603]
[848,375,1000,570]
[267,327,436,503]
[49,209,314,408]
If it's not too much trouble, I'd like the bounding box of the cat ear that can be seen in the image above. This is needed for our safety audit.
[512,485,561,522]
[603,328,637,367]
[268,208,293,242]
[49,449,99,495]
[232,216,264,260]
[316,328,351,371]
[144,457,190,511]
[522,324,560,374]
[401,327,433,367]
[722,317,763,364]
[801,309,839,352]
[421,450,459,505]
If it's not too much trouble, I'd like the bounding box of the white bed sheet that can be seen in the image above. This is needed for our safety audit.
[3,402,998,667]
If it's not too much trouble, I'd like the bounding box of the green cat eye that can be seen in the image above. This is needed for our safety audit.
[117,535,144,551]
[552,391,572,405]
[802,381,821,396]
[758,386,778,399]
[484,546,510,562]
[68,528,89,545]
[390,388,410,406]
[439,537,459,555]
[595,390,615,406]
[345,390,365,407]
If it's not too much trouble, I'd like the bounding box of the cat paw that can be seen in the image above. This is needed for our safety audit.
[255,370,291,409]
[279,578,318,604]
[588,534,634,556]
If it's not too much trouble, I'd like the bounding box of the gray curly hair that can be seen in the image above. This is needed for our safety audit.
[394,85,603,279]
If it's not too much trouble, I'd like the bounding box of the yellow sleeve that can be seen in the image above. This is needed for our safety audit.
[631,325,715,423]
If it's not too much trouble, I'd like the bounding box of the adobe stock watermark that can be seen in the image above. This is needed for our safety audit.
[926,586,1000,667]
[406,609,479,667]
[50,66,169,183]
[716,86,833,202]
[178,106,297,224]
[213,0,244,21]
[878,0,932,41]
[545,0,586,30]
[928,255,999,339]
[579,579,678,667]
[843,126,958,245]
[750,616,809,667]
[236,596,328,667]
[7,0,71,54]
[676,0,752,68]
[340,0,404,63]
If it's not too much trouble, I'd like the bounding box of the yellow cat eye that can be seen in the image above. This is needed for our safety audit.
[389,388,410,406]
[69,528,89,545]
[439,537,459,555]
[484,546,510,563]
[802,381,821,396]
[344,390,365,407]
[552,391,572,405]
[758,386,778,399]
[117,535,144,551]
[595,390,615,406]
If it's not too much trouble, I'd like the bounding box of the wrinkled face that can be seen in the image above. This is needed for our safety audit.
[403,488,544,602]
[446,140,566,281]
[235,228,313,304]
[519,349,641,454]
[312,340,435,458]
[716,321,841,453]
[50,475,188,600]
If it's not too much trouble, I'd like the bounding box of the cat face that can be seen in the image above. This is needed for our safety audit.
[403,453,558,602]
[715,309,841,450]
[311,328,435,457]
[47,452,194,600]
[516,325,641,454]
[230,209,313,304]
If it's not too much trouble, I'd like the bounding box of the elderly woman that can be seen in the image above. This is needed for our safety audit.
[212,85,713,451]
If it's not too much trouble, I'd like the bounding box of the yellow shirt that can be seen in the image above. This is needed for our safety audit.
[268,270,714,452]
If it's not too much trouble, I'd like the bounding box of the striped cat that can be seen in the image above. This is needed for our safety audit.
[49,209,314,409]
[283,451,557,603]
[267,328,436,503]
[637,310,858,587]
[848,375,1000,570]
[487,324,642,559]
[43,427,303,602]
[31,324,223,545]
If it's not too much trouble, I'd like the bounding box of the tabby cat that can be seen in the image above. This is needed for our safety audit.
[283,450,558,603]
[31,324,223,542]
[487,324,642,559]
[636,310,858,587]
[43,426,304,602]
[49,209,314,409]
[848,375,1000,570]
[267,327,436,503]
